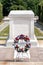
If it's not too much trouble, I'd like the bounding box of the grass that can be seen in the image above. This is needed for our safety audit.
[0,21,4,25]
[0,38,7,40]
[0,26,9,36]
[34,27,43,36]
[37,38,43,40]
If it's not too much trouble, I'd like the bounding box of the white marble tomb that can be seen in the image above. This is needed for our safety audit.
[6,10,39,47]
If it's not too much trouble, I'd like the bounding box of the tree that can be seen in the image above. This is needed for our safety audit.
[27,0,40,15]
[2,0,40,16]
[38,1,43,22]
[2,0,12,16]
[0,3,3,21]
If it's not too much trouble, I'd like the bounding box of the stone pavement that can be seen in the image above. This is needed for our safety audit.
[0,41,43,62]
[14,47,43,62]
[29,47,43,62]
[0,62,43,65]
[38,40,43,47]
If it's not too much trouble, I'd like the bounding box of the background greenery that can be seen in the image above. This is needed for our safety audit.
[38,1,43,22]
[0,0,43,22]
[0,3,3,21]
[0,0,41,15]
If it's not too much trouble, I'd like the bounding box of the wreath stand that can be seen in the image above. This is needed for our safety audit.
[14,49,30,61]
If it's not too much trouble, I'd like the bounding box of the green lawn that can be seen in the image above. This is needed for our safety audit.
[34,27,43,36]
[0,26,43,37]
[0,21,4,25]
[0,26,9,36]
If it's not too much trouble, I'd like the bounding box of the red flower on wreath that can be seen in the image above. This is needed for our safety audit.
[19,34,24,39]
[15,37,19,40]
[16,45,19,48]
[24,36,30,41]
[21,48,24,52]
[14,34,30,43]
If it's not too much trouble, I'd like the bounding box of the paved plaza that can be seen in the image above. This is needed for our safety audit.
[29,47,43,62]
[0,62,43,65]
[14,47,43,62]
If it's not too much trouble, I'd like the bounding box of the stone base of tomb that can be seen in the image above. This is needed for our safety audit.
[30,35,39,47]
[6,39,14,47]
